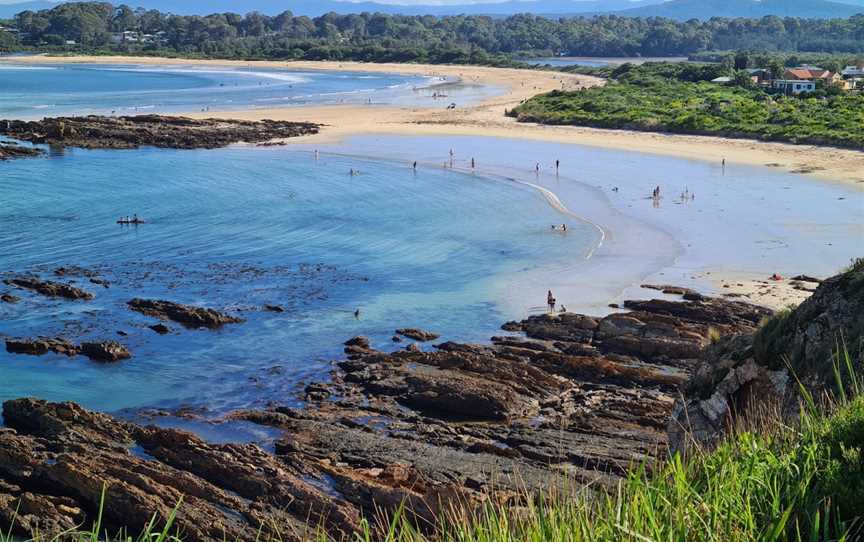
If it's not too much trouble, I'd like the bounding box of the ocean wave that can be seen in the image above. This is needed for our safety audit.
[0,65,58,71]
[93,65,311,85]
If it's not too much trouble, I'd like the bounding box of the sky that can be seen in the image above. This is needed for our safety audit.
[0,0,619,4]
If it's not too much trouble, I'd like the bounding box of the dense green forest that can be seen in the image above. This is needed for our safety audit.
[509,62,864,148]
[1,1,863,61]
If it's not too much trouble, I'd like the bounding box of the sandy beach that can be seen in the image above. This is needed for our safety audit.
[5,54,864,188]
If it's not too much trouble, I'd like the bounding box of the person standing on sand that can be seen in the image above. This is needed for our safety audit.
[555,159,560,173]
[413,161,417,170]
[471,158,475,169]
[547,290,556,312]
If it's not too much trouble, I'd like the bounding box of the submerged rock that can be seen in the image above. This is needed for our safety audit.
[0,142,40,161]
[149,323,171,335]
[5,338,79,357]
[0,115,320,151]
[79,341,132,362]
[0,293,19,303]
[5,337,131,362]
[3,277,94,300]
[128,298,243,329]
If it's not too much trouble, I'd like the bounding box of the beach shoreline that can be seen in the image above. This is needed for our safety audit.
[4,54,864,188]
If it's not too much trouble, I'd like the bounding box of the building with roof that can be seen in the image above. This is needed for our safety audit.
[772,79,816,95]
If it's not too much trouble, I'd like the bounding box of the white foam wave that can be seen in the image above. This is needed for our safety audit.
[0,65,58,71]
[95,65,310,85]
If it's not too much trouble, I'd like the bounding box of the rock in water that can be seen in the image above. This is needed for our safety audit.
[5,338,79,357]
[149,323,171,335]
[127,298,243,329]
[3,277,94,300]
[0,115,320,151]
[396,328,441,342]
[0,142,41,161]
[79,341,132,362]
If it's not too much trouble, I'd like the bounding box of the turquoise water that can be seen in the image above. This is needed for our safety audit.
[0,63,491,119]
[0,145,596,415]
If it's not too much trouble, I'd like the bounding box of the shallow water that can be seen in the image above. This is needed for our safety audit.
[312,134,864,309]
[0,63,495,119]
[0,145,597,414]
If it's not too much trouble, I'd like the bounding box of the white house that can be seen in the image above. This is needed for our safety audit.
[772,79,816,95]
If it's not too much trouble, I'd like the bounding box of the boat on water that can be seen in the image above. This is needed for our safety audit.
[117,220,146,225]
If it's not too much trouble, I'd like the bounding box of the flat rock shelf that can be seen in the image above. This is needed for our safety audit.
[0,293,771,540]
[0,115,320,152]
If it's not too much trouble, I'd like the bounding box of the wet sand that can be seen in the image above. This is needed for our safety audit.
[5,54,864,188]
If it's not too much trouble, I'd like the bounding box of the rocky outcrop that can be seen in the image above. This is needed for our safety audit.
[128,299,243,329]
[0,142,41,160]
[0,293,19,303]
[395,328,441,342]
[0,399,358,541]
[79,341,132,362]
[0,292,771,538]
[5,338,79,357]
[3,277,94,300]
[669,263,864,453]
[0,116,319,151]
[5,338,130,362]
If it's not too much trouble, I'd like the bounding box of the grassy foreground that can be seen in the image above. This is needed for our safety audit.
[3,350,862,542]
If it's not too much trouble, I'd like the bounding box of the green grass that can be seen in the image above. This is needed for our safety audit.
[3,348,862,542]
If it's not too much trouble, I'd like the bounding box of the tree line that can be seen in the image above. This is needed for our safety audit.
[2,2,863,61]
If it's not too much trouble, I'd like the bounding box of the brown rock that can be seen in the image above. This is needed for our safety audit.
[396,328,440,342]
[4,277,94,301]
[0,115,320,151]
[128,299,243,329]
[79,342,132,363]
[5,338,79,357]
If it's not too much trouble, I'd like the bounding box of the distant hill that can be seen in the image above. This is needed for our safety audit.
[611,0,864,20]
[0,0,665,18]
[1,0,862,19]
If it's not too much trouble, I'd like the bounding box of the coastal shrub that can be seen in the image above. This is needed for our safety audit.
[753,308,795,369]
[510,63,864,149]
